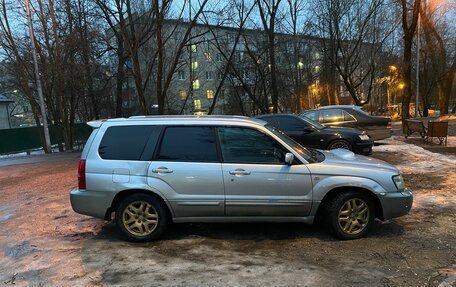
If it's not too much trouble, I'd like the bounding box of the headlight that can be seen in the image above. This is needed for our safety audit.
[358,134,370,141]
[392,175,405,191]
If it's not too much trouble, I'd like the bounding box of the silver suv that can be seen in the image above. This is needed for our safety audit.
[70,116,412,241]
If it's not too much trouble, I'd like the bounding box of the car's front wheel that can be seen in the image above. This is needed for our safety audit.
[115,193,168,242]
[328,139,352,151]
[324,191,374,240]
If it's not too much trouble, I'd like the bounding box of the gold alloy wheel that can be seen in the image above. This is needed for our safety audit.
[122,201,159,236]
[338,198,369,235]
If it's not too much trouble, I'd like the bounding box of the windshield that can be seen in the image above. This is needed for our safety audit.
[264,124,323,163]
[299,115,325,129]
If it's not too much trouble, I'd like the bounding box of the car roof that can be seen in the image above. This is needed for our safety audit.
[87,115,267,128]
[315,105,364,111]
[255,113,300,118]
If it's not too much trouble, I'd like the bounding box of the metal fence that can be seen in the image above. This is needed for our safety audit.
[0,123,92,154]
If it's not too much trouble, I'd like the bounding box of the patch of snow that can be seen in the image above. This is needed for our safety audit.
[0,146,60,159]
[374,137,456,174]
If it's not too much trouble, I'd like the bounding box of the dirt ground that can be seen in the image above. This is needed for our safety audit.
[0,142,455,286]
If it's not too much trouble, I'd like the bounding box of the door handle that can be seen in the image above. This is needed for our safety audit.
[229,169,251,176]
[152,167,174,174]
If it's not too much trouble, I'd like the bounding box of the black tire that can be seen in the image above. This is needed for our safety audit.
[327,139,352,151]
[323,191,375,240]
[115,193,168,242]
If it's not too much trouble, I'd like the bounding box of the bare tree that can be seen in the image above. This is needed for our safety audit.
[399,0,420,124]
[313,0,397,106]
[420,1,455,114]
[257,0,283,113]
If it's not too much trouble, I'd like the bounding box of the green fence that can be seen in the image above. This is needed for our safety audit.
[0,123,92,154]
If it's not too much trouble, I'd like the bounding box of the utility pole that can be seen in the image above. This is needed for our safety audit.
[415,11,420,118]
[25,0,51,153]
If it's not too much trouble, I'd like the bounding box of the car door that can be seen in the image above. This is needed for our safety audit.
[218,126,313,217]
[147,126,224,217]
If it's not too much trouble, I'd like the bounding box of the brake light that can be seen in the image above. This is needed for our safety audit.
[387,121,392,129]
[78,159,86,189]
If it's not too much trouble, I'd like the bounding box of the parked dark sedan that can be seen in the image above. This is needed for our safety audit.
[256,114,373,155]
[300,105,392,141]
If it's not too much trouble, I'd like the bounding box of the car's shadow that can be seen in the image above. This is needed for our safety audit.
[90,219,404,244]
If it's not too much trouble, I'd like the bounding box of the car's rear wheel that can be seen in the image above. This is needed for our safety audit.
[115,194,168,242]
[328,139,352,151]
[324,191,374,240]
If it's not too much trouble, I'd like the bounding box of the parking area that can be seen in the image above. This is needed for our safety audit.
[0,141,455,287]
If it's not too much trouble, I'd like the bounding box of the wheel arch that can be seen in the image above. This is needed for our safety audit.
[315,186,384,221]
[326,138,352,150]
[105,189,174,221]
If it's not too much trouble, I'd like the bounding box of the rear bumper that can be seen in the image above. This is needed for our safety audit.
[70,188,112,219]
[368,129,393,141]
[377,189,413,220]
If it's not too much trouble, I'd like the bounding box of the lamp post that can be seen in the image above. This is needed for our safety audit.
[297,62,304,111]
[25,0,51,153]
[415,11,421,117]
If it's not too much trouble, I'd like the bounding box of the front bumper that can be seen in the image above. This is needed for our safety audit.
[353,141,373,155]
[377,188,413,220]
[70,188,112,219]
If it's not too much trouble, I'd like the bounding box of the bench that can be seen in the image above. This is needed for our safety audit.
[405,119,449,146]
[426,121,448,146]
[405,119,427,139]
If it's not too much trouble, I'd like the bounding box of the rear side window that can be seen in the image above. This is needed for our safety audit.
[343,111,356,121]
[99,125,161,160]
[157,127,217,162]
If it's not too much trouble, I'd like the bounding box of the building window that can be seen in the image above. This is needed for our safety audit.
[178,70,185,80]
[314,52,320,60]
[206,71,213,80]
[218,72,223,80]
[286,41,293,52]
[204,52,212,61]
[193,79,200,90]
[179,90,187,100]
[194,99,202,109]
[207,90,214,99]
[191,44,197,53]
[216,53,223,62]
[237,51,244,62]
[227,33,235,43]
[175,31,183,41]
[191,61,198,71]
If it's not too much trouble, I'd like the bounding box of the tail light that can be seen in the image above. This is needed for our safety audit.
[387,121,392,129]
[78,159,86,189]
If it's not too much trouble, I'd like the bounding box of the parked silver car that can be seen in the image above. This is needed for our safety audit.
[70,116,412,241]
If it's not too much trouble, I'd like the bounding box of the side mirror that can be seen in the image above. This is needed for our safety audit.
[285,153,294,165]
[303,126,313,133]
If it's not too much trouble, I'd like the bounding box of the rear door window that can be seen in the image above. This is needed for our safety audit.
[276,115,307,132]
[321,109,344,123]
[303,111,319,121]
[99,125,162,160]
[157,127,218,162]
